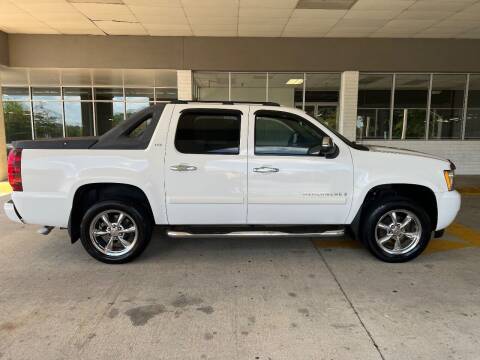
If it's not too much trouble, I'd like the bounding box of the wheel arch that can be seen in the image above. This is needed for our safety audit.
[349,183,438,239]
[69,182,155,243]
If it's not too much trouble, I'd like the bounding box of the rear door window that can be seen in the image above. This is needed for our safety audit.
[175,112,241,155]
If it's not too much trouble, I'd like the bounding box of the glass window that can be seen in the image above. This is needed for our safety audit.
[231,73,267,102]
[305,73,341,130]
[255,113,326,156]
[32,87,61,101]
[393,74,429,139]
[268,73,303,107]
[64,102,94,137]
[95,102,125,135]
[465,75,480,139]
[155,88,178,101]
[429,74,466,139]
[94,88,124,101]
[61,69,92,86]
[175,112,241,155]
[32,101,63,139]
[357,109,391,140]
[2,87,30,101]
[357,74,393,140]
[63,87,93,101]
[193,72,229,101]
[30,70,60,86]
[125,88,153,117]
[126,102,153,118]
[2,101,32,142]
[125,88,154,102]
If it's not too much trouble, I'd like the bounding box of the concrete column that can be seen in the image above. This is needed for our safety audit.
[0,86,7,181]
[177,70,193,101]
[338,71,359,141]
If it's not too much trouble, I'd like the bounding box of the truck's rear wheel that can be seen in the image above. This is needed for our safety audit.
[361,198,432,262]
[80,201,152,263]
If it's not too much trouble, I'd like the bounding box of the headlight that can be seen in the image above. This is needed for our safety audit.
[444,170,454,191]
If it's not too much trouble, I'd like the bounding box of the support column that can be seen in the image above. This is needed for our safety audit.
[338,71,359,141]
[0,86,7,181]
[177,70,193,101]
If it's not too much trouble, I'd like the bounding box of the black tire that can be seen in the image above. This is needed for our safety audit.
[361,197,432,263]
[80,200,152,264]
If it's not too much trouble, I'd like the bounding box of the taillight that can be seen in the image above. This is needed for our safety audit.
[7,148,23,192]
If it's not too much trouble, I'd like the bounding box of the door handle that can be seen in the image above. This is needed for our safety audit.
[170,164,197,172]
[253,166,279,173]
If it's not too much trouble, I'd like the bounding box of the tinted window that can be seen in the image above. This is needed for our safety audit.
[255,113,326,156]
[175,112,241,155]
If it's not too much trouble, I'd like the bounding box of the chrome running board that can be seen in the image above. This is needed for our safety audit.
[167,229,344,238]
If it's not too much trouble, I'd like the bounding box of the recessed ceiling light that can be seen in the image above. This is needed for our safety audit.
[286,79,304,85]
[296,0,358,10]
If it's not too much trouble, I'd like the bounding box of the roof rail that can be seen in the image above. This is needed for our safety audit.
[171,100,281,106]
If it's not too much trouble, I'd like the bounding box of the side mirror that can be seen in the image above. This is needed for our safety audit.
[320,136,337,158]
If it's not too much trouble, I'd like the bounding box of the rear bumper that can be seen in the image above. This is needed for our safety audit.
[435,190,461,230]
[3,200,23,224]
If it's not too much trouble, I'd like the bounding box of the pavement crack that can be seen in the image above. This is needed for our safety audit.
[315,246,386,360]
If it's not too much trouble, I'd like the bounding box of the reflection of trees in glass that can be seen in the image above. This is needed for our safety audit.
[33,102,63,139]
[3,101,32,142]
[392,109,426,139]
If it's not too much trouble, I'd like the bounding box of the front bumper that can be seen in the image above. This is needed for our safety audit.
[435,190,461,230]
[4,200,23,224]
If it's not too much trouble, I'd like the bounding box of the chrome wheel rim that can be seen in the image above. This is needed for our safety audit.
[375,209,422,255]
[89,210,138,257]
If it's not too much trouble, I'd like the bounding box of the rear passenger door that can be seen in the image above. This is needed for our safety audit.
[164,105,248,224]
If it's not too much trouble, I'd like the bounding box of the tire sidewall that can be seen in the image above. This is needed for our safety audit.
[362,199,432,263]
[80,201,151,264]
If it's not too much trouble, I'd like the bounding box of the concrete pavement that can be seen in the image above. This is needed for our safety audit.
[0,195,479,360]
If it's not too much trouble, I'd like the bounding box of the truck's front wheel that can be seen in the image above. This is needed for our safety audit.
[80,201,152,263]
[361,198,432,262]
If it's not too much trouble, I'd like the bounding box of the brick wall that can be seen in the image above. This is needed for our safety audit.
[177,70,192,101]
[338,71,358,141]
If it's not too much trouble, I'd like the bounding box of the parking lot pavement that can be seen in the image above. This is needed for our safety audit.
[0,195,479,360]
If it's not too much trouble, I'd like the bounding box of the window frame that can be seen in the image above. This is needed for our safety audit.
[174,108,243,156]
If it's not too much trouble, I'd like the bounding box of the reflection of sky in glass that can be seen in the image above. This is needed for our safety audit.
[126,101,150,116]
[113,102,124,119]
[64,102,82,126]
[126,96,150,102]
[64,102,93,127]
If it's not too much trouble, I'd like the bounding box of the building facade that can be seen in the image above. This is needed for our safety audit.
[1,34,480,178]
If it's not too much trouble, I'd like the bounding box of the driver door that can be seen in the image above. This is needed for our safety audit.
[247,108,353,225]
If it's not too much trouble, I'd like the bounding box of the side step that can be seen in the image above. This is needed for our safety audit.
[167,229,344,238]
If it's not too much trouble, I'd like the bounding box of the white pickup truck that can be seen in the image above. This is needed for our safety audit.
[4,101,460,264]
